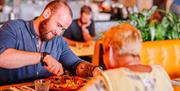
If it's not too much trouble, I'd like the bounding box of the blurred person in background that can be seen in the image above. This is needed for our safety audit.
[63,5,96,62]
[170,0,180,16]
[80,23,173,91]
[153,0,173,12]
[0,0,100,85]
[63,5,95,46]
[136,0,153,11]
[110,0,138,20]
[153,0,179,16]
[0,0,4,12]
[165,0,174,12]
[0,0,11,22]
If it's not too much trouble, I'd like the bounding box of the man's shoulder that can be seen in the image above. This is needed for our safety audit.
[53,36,66,43]
[52,36,68,49]
[90,19,95,25]
[4,19,27,29]
[71,19,78,24]
[73,19,78,22]
[1,19,29,32]
[67,19,79,29]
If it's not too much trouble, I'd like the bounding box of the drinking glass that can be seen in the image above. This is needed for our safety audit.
[34,79,50,91]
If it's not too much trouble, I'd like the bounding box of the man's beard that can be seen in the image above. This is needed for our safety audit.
[39,19,54,41]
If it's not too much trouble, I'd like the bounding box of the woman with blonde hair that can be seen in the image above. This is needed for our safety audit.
[80,23,173,91]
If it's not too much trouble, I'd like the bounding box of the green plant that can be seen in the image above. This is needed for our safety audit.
[128,6,180,41]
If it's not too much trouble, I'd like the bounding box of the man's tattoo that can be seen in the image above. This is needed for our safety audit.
[76,61,96,77]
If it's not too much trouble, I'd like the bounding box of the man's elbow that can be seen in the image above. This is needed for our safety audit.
[0,56,11,69]
[0,51,6,67]
[0,49,16,69]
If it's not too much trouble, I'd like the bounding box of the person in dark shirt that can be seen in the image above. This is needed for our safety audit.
[0,0,101,85]
[63,5,95,46]
[0,0,4,12]
[153,0,179,15]
[171,0,180,16]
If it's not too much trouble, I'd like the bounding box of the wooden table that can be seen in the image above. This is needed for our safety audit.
[0,82,33,90]
[0,80,179,91]
[69,42,95,57]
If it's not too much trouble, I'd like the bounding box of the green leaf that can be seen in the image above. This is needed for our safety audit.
[127,7,180,41]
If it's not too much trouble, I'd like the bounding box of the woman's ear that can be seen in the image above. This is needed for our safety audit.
[42,8,51,19]
[109,45,118,68]
[103,44,110,69]
[103,45,117,69]
[109,45,114,63]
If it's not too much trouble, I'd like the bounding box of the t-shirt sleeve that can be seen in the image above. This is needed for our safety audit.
[89,20,96,37]
[0,23,16,54]
[58,38,83,73]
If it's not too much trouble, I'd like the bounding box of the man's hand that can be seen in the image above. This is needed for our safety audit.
[81,21,91,33]
[76,61,102,77]
[80,21,93,42]
[43,55,64,76]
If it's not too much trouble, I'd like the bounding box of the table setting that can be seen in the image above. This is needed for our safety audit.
[0,75,89,91]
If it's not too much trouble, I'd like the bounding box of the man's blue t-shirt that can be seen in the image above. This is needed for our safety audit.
[0,19,83,85]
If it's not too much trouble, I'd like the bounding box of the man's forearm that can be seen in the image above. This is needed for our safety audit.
[63,37,77,46]
[0,48,41,69]
[64,37,93,47]
[82,30,93,42]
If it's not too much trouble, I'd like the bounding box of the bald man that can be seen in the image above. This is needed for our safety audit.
[0,0,100,85]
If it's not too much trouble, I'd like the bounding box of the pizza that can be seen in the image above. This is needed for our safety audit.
[49,76,88,91]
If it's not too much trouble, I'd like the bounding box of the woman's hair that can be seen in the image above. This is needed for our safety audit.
[103,23,142,55]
